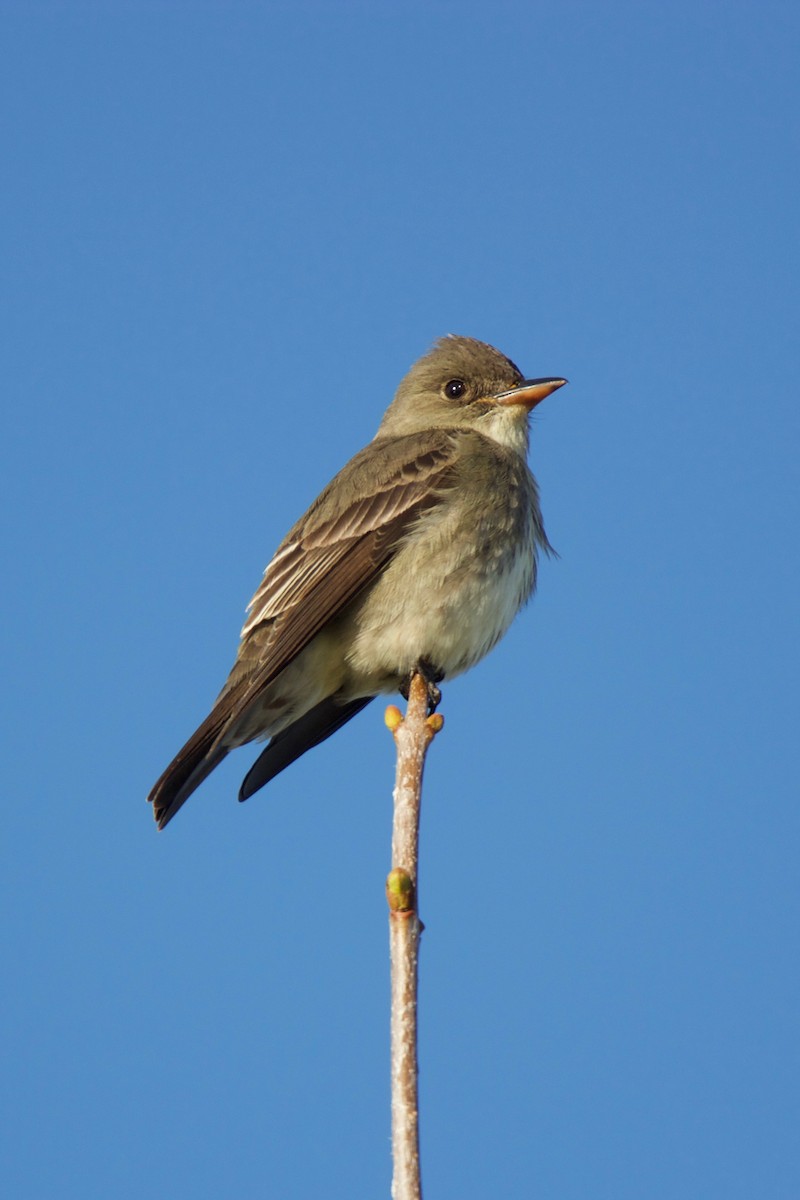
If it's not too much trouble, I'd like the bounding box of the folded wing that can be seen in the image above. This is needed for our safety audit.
[149,431,458,828]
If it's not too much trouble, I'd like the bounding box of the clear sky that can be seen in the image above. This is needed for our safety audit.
[3,3,798,1197]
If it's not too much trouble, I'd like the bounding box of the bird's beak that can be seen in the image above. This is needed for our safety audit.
[493,377,568,410]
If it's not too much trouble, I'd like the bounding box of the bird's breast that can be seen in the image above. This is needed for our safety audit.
[343,460,541,690]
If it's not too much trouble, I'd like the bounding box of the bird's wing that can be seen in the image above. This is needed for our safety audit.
[149,432,459,830]
[225,430,459,712]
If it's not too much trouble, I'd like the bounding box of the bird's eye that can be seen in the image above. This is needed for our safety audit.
[444,379,466,399]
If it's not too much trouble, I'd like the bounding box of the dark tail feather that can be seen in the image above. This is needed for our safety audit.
[148,709,232,830]
[238,695,374,802]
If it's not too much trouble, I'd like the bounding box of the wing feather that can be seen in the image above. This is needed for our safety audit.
[242,435,455,635]
[223,432,458,721]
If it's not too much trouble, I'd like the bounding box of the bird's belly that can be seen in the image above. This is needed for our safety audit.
[343,516,535,690]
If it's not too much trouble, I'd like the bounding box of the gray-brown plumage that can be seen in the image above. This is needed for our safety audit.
[148,336,566,828]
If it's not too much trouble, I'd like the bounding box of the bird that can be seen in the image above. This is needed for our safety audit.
[148,335,566,829]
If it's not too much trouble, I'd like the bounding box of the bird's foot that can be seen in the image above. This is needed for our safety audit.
[400,659,445,714]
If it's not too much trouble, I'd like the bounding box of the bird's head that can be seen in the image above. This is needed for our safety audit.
[377,335,566,453]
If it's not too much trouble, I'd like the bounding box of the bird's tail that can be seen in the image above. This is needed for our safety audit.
[148,706,232,830]
[238,694,373,802]
[150,691,374,826]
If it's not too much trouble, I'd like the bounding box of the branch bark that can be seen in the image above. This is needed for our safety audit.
[385,673,444,1200]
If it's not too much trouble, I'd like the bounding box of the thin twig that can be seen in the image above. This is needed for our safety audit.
[385,672,444,1200]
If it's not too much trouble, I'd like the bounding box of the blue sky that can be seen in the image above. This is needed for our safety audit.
[3,3,798,1197]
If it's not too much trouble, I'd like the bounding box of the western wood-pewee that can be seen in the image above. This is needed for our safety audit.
[149,336,566,828]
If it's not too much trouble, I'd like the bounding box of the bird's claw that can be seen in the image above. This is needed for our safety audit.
[400,659,444,714]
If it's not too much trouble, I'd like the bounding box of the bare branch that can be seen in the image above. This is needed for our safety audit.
[385,673,444,1200]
